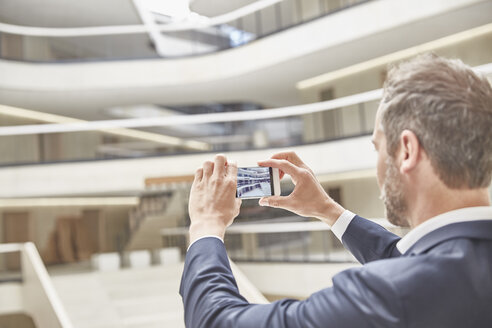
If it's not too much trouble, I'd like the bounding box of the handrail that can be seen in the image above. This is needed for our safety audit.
[161,218,396,237]
[0,0,284,37]
[161,218,404,264]
[229,260,269,304]
[0,89,383,136]
[0,243,23,253]
[227,219,394,234]
[0,105,210,150]
[0,242,73,328]
[22,243,74,328]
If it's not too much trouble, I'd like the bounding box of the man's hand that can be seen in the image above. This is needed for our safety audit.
[258,151,345,226]
[188,154,242,244]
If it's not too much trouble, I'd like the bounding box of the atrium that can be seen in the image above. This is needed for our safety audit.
[0,0,491,327]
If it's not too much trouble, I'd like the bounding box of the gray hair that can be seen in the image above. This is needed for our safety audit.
[379,53,492,189]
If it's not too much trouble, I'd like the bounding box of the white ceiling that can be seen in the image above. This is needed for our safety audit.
[0,0,255,27]
[0,0,141,27]
[190,0,257,17]
[0,0,491,121]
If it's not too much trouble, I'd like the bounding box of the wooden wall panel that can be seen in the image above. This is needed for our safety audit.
[3,212,32,270]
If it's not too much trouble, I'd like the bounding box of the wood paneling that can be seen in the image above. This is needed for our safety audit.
[3,212,32,269]
[145,175,194,187]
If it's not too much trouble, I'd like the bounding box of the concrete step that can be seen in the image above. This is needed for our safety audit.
[51,264,185,328]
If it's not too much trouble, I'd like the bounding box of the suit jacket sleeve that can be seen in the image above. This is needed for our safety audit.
[341,215,402,264]
[180,237,404,328]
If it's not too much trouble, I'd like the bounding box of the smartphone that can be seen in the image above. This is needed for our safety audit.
[236,167,281,199]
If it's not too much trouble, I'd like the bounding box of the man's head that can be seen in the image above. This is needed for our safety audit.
[373,53,492,226]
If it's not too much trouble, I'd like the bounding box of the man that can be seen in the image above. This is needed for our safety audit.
[180,54,492,327]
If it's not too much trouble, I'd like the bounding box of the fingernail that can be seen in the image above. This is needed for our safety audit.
[228,160,237,166]
[259,199,268,206]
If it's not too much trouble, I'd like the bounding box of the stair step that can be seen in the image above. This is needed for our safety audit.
[122,312,184,328]
[51,265,185,328]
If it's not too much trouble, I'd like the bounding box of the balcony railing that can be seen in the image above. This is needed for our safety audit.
[0,89,380,166]
[0,0,372,62]
[1,61,491,167]
[161,217,408,263]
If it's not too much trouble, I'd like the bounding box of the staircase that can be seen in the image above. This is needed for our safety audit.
[51,264,186,328]
[125,189,187,251]
[50,259,268,328]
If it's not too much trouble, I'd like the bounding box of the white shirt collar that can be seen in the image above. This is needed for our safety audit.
[396,206,492,254]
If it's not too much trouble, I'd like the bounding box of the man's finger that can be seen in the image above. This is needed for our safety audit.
[271,151,303,165]
[258,195,290,209]
[226,160,238,178]
[202,161,214,178]
[257,159,299,177]
[258,160,285,179]
[213,154,227,177]
[260,151,305,179]
[194,167,203,182]
[271,151,293,160]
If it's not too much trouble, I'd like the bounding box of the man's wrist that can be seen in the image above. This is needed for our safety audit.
[189,220,227,245]
[317,199,345,226]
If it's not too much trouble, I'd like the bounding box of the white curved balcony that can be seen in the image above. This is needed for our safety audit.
[0,0,490,112]
[0,61,490,197]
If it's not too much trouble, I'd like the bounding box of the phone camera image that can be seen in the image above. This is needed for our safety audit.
[237,167,273,198]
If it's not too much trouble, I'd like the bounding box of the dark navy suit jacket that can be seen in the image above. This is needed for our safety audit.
[180,216,492,327]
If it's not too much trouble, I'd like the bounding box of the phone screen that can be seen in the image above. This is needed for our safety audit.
[236,167,273,198]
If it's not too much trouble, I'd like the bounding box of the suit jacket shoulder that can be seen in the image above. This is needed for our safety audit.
[180,220,492,328]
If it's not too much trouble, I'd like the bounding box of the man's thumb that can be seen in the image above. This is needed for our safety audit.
[259,196,286,208]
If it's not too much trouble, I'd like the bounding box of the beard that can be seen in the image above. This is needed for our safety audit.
[380,157,410,227]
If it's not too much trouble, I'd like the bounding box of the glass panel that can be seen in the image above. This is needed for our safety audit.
[301,0,323,21]
[0,99,379,166]
[0,252,22,283]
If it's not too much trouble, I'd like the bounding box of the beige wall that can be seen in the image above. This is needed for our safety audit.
[0,115,41,164]
[0,206,132,266]
[0,112,118,164]
[300,33,492,101]
[322,176,385,219]
[300,32,492,143]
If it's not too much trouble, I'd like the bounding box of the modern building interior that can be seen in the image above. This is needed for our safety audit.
[1,0,491,327]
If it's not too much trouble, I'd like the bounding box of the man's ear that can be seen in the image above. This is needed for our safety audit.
[398,129,421,174]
